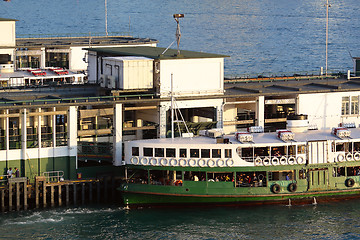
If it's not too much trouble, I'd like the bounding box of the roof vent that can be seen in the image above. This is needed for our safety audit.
[276,129,295,142]
[332,127,351,138]
[236,132,253,143]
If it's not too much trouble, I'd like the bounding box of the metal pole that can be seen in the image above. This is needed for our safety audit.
[325,0,329,75]
[105,0,108,36]
[171,73,174,139]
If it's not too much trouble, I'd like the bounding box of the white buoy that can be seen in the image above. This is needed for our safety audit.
[312,197,317,205]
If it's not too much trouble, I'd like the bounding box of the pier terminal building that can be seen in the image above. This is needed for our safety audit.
[1,17,360,180]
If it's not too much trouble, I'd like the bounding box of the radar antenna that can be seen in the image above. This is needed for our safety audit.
[173,14,184,56]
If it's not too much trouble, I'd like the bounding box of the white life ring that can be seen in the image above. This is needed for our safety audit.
[226,158,234,167]
[288,156,295,165]
[169,158,178,166]
[207,159,216,167]
[140,157,149,165]
[279,156,287,165]
[179,158,187,167]
[288,156,296,165]
[272,157,280,165]
[263,157,271,166]
[337,154,345,162]
[188,159,197,167]
[254,157,262,166]
[150,158,158,166]
[217,159,225,167]
[346,153,353,161]
[130,156,139,165]
[160,158,168,166]
[354,152,360,161]
[198,159,207,167]
[296,156,305,164]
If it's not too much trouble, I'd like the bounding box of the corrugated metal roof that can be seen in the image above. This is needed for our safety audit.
[86,46,229,60]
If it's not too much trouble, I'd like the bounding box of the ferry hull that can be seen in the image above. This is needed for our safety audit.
[120,188,360,208]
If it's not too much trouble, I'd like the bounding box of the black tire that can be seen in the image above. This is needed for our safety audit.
[288,183,297,192]
[271,184,281,194]
[345,178,355,187]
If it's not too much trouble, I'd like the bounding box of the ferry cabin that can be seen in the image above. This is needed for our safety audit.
[121,127,360,205]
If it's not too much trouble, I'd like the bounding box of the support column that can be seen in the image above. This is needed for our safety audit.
[216,104,223,129]
[21,109,27,162]
[159,104,168,138]
[40,47,46,69]
[256,96,265,128]
[68,106,78,170]
[113,103,123,166]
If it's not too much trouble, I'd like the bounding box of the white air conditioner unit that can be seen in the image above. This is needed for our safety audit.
[99,74,107,88]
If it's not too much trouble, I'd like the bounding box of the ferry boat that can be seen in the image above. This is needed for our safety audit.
[120,115,360,207]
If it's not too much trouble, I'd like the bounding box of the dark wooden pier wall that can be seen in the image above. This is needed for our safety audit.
[0,176,120,212]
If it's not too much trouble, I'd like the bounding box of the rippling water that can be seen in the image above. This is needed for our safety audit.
[2,200,360,239]
[1,0,360,76]
[2,1,360,238]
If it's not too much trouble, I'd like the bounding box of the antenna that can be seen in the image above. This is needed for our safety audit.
[173,14,184,56]
[325,0,330,75]
[105,0,108,36]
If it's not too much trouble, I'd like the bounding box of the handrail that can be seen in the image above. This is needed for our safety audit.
[42,171,64,183]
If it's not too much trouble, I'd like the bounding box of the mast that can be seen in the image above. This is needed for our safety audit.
[105,0,108,36]
[171,73,174,139]
[325,0,330,75]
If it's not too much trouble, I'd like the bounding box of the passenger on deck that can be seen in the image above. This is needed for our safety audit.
[194,175,199,181]
[286,173,290,180]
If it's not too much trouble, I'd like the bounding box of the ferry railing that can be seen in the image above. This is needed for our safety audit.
[42,171,64,183]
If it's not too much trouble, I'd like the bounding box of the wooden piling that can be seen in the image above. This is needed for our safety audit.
[16,182,20,211]
[73,184,77,206]
[58,185,62,207]
[66,184,69,206]
[1,189,4,212]
[50,185,54,207]
[81,183,85,205]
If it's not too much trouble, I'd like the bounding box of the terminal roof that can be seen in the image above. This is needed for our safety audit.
[86,46,229,60]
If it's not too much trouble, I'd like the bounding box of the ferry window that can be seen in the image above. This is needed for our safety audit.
[347,167,360,176]
[143,147,153,157]
[241,148,252,158]
[166,148,176,158]
[288,145,296,156]
[333,167,345,177]
[297,145,306,154]
[207,172,233,182]
[184,171,206,181]
[269,171,293,181]
[342,97,350,115]
[351,96,359,114]
[179,149,187,158]
[355,142,360,152]
[271,147,285,156]
[190,149,199,158]
[225,149,232,158]
[212,149,221,158]
[201,149,210,158]
[236,172,266,187]
[299,170,306,179]
[127,169,148,184]
[336,143,345,152]
[155,148,164,157]
[132,147,139,156]
[254,147,269,157]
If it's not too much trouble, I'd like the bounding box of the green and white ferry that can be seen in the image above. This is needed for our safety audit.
[120,115,360,207]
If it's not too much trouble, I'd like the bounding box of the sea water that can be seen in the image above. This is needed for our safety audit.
[2,0,360,239]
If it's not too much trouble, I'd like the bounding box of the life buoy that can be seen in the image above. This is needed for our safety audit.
[207,159,216,167]
[287,156,295,165]
[169,158,178,166]
[271,184,281,194]
[263,157,271,166]
[130,156,139,165]
[188,159,197,167]
[345,178,355,187]
[272,157,279,165]
[150,158,158,166]
[198,159,207,167]
[337,154,345,162]
[226,158,234,167]
[254,157,262,166]
[217,159,225,167]
[140,157,149,165]
[288,156,296,165]
[346,153,353,161]
[160,158,168,166]
[296,156,305,164]
[288,183,297,192]
[354,152,360,161]
[179,159,187,167]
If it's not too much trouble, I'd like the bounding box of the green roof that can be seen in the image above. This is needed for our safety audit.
[86,46,229,60]
[0,17,18,22]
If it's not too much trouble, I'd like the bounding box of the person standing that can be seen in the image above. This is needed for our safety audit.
[14,167,19,178]
[7,168,13,178]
